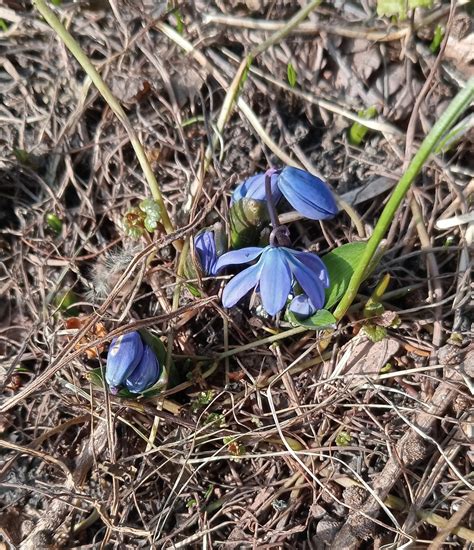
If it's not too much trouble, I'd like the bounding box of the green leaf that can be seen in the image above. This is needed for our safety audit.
[287,308,337,330]
[361,324,387,343]
[173,9,184,34]
[186,283,202,298]
[139,198,161,233]
[53,289,79,317]
[336,431,352,446]
[123,207,146,239]
[287,62,297,88]
[376,0,407,19]
[348,106,378,146]
[322,242,368,309]
[45,213,63,235]
[430,24,444,54]
[408,0,433,8]
[377,0,432,19]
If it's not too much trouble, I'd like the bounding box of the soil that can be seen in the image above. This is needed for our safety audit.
[0,1,473,548]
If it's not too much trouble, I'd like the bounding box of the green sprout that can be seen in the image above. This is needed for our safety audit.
[123,199,161,239]
[348,106,378,146]
[287,62,297,88]
[45,213,63,235]
[53,289,79,316]
[190,390,215,412]
[430,25,444,54]
[336,431,352,446]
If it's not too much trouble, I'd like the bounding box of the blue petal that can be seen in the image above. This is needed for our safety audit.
[283,251,326,310]
[195,231,217,275]
[215,247,263,272]
[289,294,317,319]
[259,248,292,315]
[277,167,338,220]
[124,345,160,393]
[106,332,144,388]
[292,250,330,288]
[231,172,282,205]
[222,262,262,308]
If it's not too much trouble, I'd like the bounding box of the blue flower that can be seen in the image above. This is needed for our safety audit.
[106,331,161,394]
[289,294,318,319]
[106,331,144,392]
[231,171,281,205]
[194,230,218,276]
[232,167,338,221]
[124,344,161,393]
[215,246,329,316]
[277,167,338,220]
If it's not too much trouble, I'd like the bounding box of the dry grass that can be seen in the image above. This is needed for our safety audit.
[0,1,472,548]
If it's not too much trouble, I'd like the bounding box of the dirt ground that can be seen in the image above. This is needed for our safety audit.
[0,1,473,548]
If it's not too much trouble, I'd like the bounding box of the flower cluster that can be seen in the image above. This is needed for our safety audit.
[192,166,338,317]
[106,331,160,394]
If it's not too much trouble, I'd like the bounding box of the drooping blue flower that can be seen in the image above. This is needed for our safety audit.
[194,230,218,276]
[106,331,144,393]
[231,167,338,221]
[289,294,318,320]
[124,344,161,393]
[215,245,329,316]
[278,167,338,220]
[231,171,281,205]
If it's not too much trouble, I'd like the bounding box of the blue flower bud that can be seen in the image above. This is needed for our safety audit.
[289,294,317,320]
[124,344,160,393]
[106,331,144,393]
[278,167,338,220]
[194,230,218,276]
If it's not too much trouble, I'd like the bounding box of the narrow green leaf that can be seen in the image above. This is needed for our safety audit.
[287,62,297,88]
[173,9,184,35]
[430,24,444,54]
[348,106,378,146]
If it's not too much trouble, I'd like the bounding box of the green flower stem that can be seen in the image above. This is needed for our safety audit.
[334,77,474,321]
[33,0,175,237]
[217,325,307,360]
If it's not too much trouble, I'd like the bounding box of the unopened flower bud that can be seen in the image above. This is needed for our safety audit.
[106,332,144,393]
[124,344,160,393]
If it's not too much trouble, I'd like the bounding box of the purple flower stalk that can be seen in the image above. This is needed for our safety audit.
[215,245,329,316]
[232,167,338,221]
